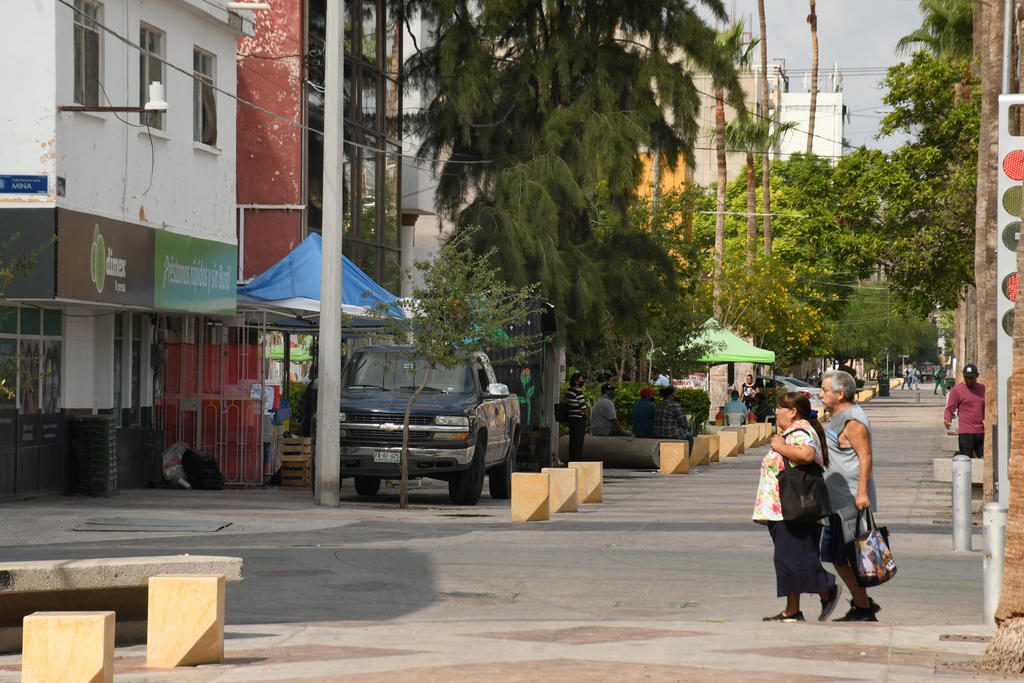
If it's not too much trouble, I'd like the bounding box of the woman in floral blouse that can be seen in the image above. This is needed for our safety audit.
[753,392,840,622]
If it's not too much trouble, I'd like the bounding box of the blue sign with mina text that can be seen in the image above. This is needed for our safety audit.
[0,176,48,195]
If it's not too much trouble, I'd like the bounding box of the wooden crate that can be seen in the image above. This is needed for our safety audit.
[280,454,311,488]
[280,437,312,458]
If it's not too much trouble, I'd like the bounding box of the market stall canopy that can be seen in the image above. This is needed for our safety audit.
[237,233,404,320]
[687,317,775,364]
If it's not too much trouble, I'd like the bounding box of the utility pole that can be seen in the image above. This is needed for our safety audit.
[314,0,344,506]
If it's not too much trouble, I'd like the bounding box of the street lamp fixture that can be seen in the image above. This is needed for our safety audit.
[59,82,168,113]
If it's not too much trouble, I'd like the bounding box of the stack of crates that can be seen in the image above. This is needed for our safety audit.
[279,437,312,487]
[71,414,118,495]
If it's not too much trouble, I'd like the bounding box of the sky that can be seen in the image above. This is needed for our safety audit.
[717,0,926,153]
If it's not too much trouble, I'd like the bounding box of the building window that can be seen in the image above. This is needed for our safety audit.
[139,25,165,130]
[193,47,217,146]
[73,0,101,106]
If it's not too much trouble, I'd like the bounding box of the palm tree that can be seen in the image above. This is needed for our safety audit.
[712,23,757,318]
[757,0,773,255]
[805,0,818,155]
[896,0,973,59]
[726,114,798,271]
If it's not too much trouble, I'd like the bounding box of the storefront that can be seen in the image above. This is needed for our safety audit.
[0,207,258,498]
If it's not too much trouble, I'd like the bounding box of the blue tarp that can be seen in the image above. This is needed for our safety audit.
[237,233,404,318]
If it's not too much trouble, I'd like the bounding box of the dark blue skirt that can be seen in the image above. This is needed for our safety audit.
[767,520,836,597]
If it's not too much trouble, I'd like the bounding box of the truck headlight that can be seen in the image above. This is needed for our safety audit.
[433,432,469,440]
[434,415,469,426]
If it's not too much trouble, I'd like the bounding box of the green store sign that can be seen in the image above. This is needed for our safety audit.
[154,231,237,315]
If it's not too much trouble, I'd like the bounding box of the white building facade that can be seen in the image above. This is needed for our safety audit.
[0,0,247,498]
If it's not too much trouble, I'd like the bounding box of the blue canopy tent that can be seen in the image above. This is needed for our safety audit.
[237,233,405,323]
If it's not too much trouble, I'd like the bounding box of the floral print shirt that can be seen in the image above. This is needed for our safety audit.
[752,419,823,522]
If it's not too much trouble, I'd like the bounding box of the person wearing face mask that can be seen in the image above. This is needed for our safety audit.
[565,372,590,461]
[590,383,631,437]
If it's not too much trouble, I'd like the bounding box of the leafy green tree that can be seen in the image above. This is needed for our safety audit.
[896,0,973,59]
[400,0,744,350]
[377,230,538,508]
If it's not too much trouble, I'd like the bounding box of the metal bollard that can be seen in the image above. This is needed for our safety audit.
[952,454,972,551]
[983,502,1009,624]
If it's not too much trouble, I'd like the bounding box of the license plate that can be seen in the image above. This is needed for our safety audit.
[373,450,401,464]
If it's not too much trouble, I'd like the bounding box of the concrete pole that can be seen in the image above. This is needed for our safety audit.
[952,454,972,551]
[314,0,344,506]
[983,501,1009,624]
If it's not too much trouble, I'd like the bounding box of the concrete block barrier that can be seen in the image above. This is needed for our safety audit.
[933,456,982,484]
[717,430,739,458]
[658,443,689,474]
[542,467,579,513]
[744,424,759,449]
[22,611,114,683]
[567,461,603,503]
[511,473,550,521]
[691,435,717,466]
[146,574,225,668]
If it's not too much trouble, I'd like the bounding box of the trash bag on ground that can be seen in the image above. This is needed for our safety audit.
[182,448,225,490]
[161,441,191,489]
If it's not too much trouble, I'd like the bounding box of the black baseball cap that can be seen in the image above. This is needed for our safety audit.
[963,363,979,378]
[601,382,616,393]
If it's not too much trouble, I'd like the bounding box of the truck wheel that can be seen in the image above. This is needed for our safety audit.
[488,431,518,499]
[449,440,485,505]
[354,476,381,496]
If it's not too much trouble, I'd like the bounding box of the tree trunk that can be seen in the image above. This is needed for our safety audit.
[973,0,1001,501]
[400,364,433,509]
[758,0,772,256]
[745,153,757,272]
[714,90,727,319]
[651,152,662,226]
[806,0,818,155]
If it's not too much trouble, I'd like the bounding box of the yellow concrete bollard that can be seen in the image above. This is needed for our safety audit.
[707,434,721,462]
[690,435,714,466]
[511,472,550,521]
[731,428,745,454]
[717,430,739,458]
[658,442,689,474]
[22,611,114,683]
[758,423,772,445]
[744,423,759,449]
[567,461,603,503]
[542,467,579,513]
[147,574,225,668]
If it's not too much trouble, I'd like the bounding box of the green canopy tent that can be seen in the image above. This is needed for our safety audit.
[692,318,775,365]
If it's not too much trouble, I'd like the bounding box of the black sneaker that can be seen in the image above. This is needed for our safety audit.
[819,584,842,622]
[763,611,805,622]
[834,602,878,622]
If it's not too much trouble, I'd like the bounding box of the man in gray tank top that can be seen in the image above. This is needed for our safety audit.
[820,369,879,622]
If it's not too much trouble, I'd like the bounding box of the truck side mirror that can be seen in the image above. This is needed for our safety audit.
[486,382,510,397]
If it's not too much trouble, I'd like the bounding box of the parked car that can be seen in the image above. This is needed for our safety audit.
[757,375,825,414]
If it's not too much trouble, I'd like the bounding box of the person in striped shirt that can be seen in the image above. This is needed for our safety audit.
[565,373,589,462]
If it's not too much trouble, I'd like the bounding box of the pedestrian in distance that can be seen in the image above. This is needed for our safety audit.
[632,387,657,438]
[564,373,589,462]
[902,366,911,390]
[944,363,985,459]
[933,363,947,396]
[653,385,692,455]
[753,391,839,623]
[741,373,761,409]
[819,369,880,622]
[590,382,631,437]
[650,367,670,387]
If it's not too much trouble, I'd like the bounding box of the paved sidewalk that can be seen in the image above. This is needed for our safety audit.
[0,387,1003,681]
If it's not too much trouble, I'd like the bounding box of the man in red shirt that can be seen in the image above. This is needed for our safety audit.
[944,363,985,458]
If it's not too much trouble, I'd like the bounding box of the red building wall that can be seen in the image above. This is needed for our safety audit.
[236,0,305,280]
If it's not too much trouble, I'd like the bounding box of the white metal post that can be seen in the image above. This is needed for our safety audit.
[315,0,344,506]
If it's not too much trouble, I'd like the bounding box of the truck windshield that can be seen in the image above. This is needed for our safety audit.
[342,351,475,394]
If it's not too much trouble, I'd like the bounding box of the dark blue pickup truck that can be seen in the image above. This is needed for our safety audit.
[338,345,521,505]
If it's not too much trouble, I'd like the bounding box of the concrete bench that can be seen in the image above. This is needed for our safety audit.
[557,435,688,469]
[0,554,243,652]
[932,457,983,484]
